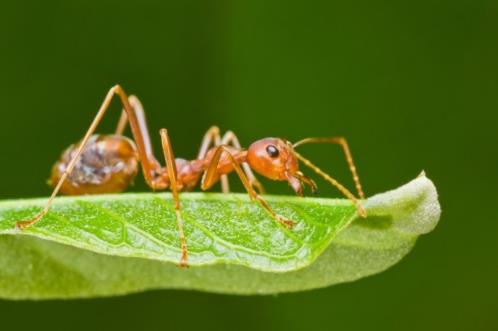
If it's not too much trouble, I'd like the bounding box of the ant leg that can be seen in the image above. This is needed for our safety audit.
[220,131,265,194]
[114,95,151,155]
[197,126,222,159]
[201,146,295,228]
[114,94,160,173]
[197,127,265,194]
[115,107,128,136]
[159,129,188,267]
[16,85,165,229]
[293,137,365,199]
[197,126,229,193]
[293,151,367,218]
[197,126,265,194]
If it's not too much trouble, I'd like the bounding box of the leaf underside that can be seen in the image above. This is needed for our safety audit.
[0,174,440,299]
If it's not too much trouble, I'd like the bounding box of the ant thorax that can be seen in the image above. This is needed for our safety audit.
[50,134,138,195]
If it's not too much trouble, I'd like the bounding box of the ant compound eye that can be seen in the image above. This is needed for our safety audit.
[266,144,280,158]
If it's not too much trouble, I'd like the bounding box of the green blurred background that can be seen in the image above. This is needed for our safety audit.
[1,0,497,330]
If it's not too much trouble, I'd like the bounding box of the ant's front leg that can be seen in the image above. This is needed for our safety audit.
[201,146,295,229]
[198,126,265,194]
[220,131,266,194]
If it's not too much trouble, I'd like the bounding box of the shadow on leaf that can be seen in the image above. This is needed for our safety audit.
[353,215,393,230]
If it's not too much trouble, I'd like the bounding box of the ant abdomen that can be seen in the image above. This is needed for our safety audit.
[50,134,139,195]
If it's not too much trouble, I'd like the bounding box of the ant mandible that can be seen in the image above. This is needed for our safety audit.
[15,85,367,267]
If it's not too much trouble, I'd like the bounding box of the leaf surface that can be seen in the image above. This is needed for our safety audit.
[0,174,440,299]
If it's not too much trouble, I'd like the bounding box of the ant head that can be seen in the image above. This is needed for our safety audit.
[246,138,317,196]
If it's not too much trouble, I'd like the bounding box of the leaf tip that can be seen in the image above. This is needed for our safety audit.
[364,174,441,235]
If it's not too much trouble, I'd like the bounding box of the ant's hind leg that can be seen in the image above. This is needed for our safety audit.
[160,129,188,267]
[201,146,295,229]
[16,86,127,229]
[115,95,152,153]
[16,85,165,229]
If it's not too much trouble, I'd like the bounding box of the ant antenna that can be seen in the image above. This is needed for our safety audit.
[293,151,367,218]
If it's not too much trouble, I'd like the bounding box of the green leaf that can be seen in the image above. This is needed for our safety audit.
[0,174,440,299]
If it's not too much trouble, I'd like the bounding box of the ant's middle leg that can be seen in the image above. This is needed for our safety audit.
[159,128,188,267]
[197,126,229,193]
[201,146,295,229]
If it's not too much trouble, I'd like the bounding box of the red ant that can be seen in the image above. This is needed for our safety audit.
[16,85,367,267]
